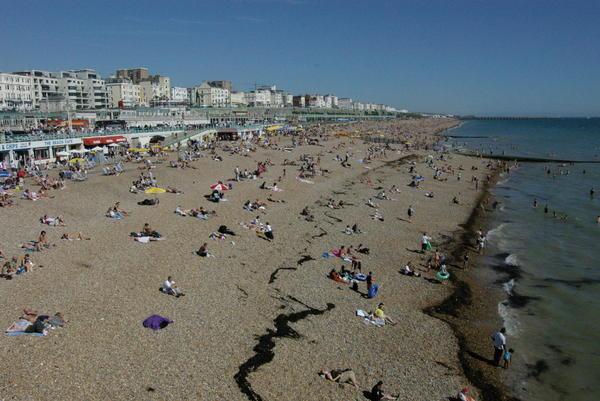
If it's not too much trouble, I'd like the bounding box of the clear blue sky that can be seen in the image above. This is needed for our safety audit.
[1,0,599,116]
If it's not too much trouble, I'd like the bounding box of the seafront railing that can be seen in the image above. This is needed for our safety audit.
[0,126,187,145]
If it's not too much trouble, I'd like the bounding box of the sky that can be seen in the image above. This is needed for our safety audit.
[1,0,599,116]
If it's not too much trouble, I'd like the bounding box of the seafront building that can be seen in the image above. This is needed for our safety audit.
[105,78,142,108]
[0,73,34,111]
[192,81,231,107]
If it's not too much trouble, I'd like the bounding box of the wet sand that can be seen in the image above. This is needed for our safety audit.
[0,118,501,400]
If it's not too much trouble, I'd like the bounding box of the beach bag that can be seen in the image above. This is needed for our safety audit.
[368,284,379,299]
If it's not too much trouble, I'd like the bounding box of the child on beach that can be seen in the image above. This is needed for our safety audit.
[503,348,514,369]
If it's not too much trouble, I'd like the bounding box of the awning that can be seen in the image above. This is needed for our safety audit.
[83,135,127,146]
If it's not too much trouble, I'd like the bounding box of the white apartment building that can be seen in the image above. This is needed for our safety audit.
[245,88,271,107]
[41,69,108,110]
[14,70,61,109]
[338,98,353,109]
[106,78,141,108]
[140,76,171,106]
[324,95,338,108]
[170,86,189,105]
[73,69,108,109]
[0,73,34,111]
[270,91,284,108]
[192,81,230,107]
[307,95,325,108]
[285,94,293,107]
[230,91,248,107]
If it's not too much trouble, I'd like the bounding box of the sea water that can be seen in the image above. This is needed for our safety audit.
[448,119,600,401]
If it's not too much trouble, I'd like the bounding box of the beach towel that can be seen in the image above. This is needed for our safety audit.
[296,177,314,184]
[5,320,46,336]
[355,310,385,327]
[142,315,173,330]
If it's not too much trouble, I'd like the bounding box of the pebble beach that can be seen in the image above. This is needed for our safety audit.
[0,118,502,401]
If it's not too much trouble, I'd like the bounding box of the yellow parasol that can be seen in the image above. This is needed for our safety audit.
[144,187,167,194]
[69,158,85,164]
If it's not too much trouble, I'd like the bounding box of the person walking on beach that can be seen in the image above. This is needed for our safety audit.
[421,232,432,253]
[491,328,507,366]
[407,205,414,222]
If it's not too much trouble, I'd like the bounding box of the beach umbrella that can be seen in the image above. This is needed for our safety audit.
[91,146,104,152]
[145,187,167,194]
[107,143,119,147]
[69,158,85,164]
[55,151,69,157]
[210,183,229,191]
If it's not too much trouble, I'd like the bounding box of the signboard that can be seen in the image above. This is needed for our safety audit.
[0,137,82,152]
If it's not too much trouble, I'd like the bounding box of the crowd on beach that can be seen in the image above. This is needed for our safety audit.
[0,118,507,400]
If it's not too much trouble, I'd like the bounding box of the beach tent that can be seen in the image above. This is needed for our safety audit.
[145,187,167,194]
[210,183,229,191]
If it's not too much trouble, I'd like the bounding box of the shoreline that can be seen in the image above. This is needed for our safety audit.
[425,135,519,400]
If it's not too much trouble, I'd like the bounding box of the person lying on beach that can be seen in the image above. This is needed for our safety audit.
[40,215,66,226]
[344,225,353,235]
[138,198,159,206]
[161,276,184,297]
[369,381,399,401]
[318,369,359,388]
[166,186,183,194]
[366,198,379,208]
[218,225,236,236]
[61,232,90,241]
[376,191,389,200]
[175,206,190,216]
[356,244,370,255]
[389,185,400,193]
[400,261,420,277]
[267,196,285,203]
[371,210,384,222]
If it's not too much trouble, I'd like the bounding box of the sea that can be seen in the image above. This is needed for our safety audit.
[446,119,600,401]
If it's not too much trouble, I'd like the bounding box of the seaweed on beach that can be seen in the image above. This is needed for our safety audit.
[234,299,335,401]
[297,255,315,265]
[268,267,297,284]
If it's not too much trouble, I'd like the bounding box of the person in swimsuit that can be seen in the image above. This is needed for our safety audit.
[318,369,359,388]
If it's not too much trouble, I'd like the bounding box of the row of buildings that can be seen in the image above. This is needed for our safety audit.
[0,67,397,113]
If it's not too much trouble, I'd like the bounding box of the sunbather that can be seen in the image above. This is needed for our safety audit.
[318,368,359,388]
[61,232,90,241]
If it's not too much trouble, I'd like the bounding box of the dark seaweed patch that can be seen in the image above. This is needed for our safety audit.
[234,300,335,401]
